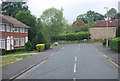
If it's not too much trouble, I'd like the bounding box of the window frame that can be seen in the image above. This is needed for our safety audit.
[0,24,5,32]
[6,24,11,32]
[14,38,19,47]
[0,39,5,49]
[20,27,24,33]
[20,38,25,46]
[14,27,19,32]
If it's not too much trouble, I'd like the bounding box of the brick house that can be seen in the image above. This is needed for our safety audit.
[89,20,118,39]
[0,14,29,50]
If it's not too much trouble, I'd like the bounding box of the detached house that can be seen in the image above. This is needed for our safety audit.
[89,20,118,39]
[0,14,29,50]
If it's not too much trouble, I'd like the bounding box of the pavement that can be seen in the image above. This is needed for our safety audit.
[2,45,65,79]
[1,43,119,80]
[94,43,119,65]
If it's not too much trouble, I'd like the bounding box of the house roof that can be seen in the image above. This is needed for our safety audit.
[90,19,119,28]
[0,14,29,28]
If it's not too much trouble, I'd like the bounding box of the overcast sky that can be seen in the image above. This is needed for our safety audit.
[1,0,120,24]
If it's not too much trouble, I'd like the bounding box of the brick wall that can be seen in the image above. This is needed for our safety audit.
[89,27,116,39]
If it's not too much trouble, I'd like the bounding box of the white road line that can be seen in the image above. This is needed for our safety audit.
[73,78,76,81]
[96,49,119,67]
[110,60,119,67]
[74,63,77,73]
[75,56,77,62]
[78,44,80,51]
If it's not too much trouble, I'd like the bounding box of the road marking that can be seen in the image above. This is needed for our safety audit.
[78,44,80,51]
[96,49,119,67]
[110,60,119,67]
[73,78,76,81]
[75,56,77,62]
[74,63,77,73]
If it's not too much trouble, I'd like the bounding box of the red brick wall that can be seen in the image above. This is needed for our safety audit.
[1,32,28,38]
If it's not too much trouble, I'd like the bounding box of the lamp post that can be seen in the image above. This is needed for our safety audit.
[104,7,109,47]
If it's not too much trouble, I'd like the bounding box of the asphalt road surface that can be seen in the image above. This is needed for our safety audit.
[17,44,118,79]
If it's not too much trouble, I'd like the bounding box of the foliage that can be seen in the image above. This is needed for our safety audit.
[1,48,26,55]
[25,41,32,51]
[40,7,67,41]
[109,37,120,52]
[45,43,51,50]
[15,10,46,49]
[76,10,105,24]
[36,32,45,44]
[116,25,120,37]
[52,32,89,41]
[36,44,45,52]
[105,8,117,19]
[2,1,29,17]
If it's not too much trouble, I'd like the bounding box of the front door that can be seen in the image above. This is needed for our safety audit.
[7,36,10,50]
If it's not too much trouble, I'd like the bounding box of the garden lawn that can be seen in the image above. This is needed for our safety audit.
[0,55,32,66]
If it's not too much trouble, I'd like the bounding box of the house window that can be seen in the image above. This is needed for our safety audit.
[0,39,5,49]
[14,27,19,32]
[20,38,25,46]
[0,24,5,32]
[25,29,28,33]
[14,38,19,47]
[6,25,11,32]
[20,27,24,33]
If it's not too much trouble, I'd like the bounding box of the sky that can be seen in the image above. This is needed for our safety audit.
[1,0,120,24]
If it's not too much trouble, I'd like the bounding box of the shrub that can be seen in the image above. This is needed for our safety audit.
[36,44,45,52]
[45,43,51,50]
[3,48,26,55]
[52,32,89,41]
[25,41,32,51]
[109,37,120,52]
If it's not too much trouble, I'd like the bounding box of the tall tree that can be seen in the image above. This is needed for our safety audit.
[15,10,45,49]
[40,7,66,41]
[106,8,117,19]
[2,1,28,17]
[76,10,105,24]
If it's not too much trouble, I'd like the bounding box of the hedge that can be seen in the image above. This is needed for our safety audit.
[45,43,51,50]
[36,44,45,52]
[52,32,89,41]
[1,48,26,55]
[109,37,120,52]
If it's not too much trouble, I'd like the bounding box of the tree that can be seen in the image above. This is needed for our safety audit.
[116,25,120,37]
[15,10,45,49]
[106,8,117,19]
[40,7,66,41]
[1,0,28,17]
[76,10,105,24]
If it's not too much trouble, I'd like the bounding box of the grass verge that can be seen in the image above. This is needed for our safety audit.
[0,55,32,66]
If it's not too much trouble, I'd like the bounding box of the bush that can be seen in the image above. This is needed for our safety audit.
[45,43,51,50]
[36,44,45,52]
[52,32,89,41]
[3,48,26,55]
[25,41,32,51]
[109,37,120,52]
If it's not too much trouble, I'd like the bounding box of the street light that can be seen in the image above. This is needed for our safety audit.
[104,7,109,47]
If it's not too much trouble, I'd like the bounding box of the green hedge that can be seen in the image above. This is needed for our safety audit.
[45,43,51,50]
[109,37,120,52]
[52,32,89,41]
[1,48,26,55]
